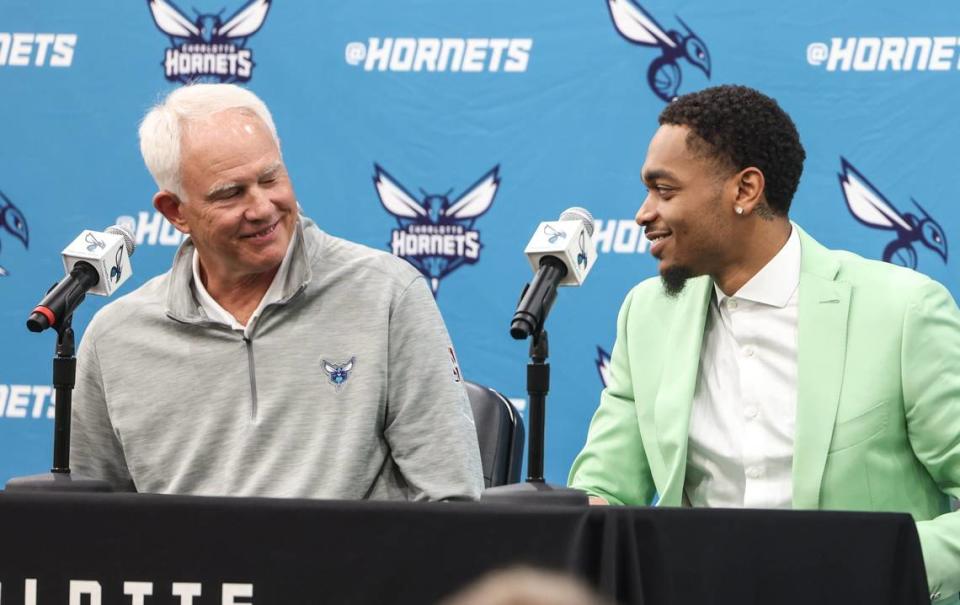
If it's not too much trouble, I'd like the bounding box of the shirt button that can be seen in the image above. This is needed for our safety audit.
[746,466,763,479]
[743,346,754,357]
[744,406,759,419]
[728,299,738,310]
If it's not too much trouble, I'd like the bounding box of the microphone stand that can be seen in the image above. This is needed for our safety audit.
[481,327,587,505]
[5,313,112,492]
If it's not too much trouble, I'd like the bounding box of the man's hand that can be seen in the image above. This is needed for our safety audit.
[588,496,609,505]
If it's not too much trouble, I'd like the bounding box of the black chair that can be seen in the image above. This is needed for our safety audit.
[464,380,525,488]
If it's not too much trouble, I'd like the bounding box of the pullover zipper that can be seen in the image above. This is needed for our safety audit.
[243,336,258,421]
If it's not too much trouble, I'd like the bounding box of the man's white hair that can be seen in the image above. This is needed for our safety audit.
[138,83,280,199]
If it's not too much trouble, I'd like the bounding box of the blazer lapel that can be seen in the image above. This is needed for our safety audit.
[792,227,850,509]
[653,277,712,506]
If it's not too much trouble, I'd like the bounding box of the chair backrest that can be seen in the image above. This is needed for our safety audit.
[464,380,525,488]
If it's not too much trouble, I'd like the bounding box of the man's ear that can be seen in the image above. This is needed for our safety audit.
[734,167,766,214]
[153,191,190,234]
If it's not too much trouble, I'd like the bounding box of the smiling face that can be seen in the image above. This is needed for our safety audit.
[636,124,738,294]
[162,108,298,286]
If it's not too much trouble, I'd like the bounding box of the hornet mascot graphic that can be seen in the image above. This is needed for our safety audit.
[322,358,355,392]
[147,0,271,82]
[375,165,499,295]
[839,157,947,269]
[595,346,611,389]
[606,0,711,102]
[0,190,29,277]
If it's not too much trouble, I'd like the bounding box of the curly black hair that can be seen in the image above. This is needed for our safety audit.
[658,85,805,215]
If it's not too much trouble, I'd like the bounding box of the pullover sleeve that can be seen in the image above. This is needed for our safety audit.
[70,319,136,491]
[383,275,484,501]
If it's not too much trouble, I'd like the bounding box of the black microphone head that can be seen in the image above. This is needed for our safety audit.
[559,207,595,237]
[26,311,50,333]
[105,225,136,257]
[509,317,533,340]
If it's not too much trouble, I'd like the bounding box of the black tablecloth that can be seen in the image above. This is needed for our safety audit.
[0,492,928,604]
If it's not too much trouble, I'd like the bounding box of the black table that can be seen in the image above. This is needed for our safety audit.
[0,492,928,604]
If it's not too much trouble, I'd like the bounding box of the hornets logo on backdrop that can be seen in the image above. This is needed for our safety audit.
[117,212,186,247]
[374,165,499,295]
[147,0,271,83]
[806,36,960,72]
[595,346,611,389]
[0,190,29,277]
[838,157,947,269]
[606,0,711,102]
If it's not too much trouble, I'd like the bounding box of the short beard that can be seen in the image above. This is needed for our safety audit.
[661,266,693,297]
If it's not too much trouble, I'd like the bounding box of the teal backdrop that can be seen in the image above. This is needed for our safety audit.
[1,0,957,486]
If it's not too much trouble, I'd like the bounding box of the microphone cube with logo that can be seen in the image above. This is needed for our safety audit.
[524,215,597,286]
[61,228,133,296]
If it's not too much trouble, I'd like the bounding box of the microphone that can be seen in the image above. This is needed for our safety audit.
[27,226,136,332]
[510,207,597,339]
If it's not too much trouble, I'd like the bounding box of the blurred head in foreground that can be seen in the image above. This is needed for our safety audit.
[439,567,614,605]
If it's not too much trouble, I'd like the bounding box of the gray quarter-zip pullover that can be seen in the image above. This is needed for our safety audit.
[70,216,484,501]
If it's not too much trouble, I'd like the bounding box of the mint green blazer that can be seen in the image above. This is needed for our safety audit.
[569,226,960,600]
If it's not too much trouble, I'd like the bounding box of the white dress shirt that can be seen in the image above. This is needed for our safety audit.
[684,226,801,509]
[192,231,297,339]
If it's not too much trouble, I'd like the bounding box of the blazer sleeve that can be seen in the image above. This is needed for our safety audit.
[568,289,657,505]
[902,279,960,599]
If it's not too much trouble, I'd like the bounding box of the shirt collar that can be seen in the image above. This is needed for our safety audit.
[191,225,299,328]
[714,224,800,309]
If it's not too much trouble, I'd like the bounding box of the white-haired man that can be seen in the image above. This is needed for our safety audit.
[70,84,484,501]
